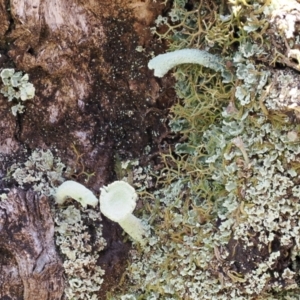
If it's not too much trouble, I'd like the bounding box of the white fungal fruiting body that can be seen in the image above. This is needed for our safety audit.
[148,49,224,77]
[99,181,146,244]
[55,180,98,208]
[117,214,146,245]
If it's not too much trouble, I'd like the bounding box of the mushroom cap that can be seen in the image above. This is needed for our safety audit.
[99,181,138,222]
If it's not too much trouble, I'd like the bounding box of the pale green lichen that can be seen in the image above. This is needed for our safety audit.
[111,0,300,299]
[55,205,106,300]
[9,149,68,196]
[0,68,35,115]
[6,148,107,299]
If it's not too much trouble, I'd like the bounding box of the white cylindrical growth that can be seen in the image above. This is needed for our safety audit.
[148,49,224,78]
[99,181,145,244]
[55,180,98,208]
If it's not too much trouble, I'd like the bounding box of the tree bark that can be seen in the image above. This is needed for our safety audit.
[0,189,64,299]
[0,0,173,189]
[0,0,175,298]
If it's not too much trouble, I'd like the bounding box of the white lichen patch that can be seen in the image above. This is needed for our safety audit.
[119,181,225,300]
[263,69,300,113]
[9,149,68,196]
[55,205,106,300]
[264,0,300,39]
[6,149,106,299]
[117,101,300,299]
[117,158,154,191]
[0,68,35,115]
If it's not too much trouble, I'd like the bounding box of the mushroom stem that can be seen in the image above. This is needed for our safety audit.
[118,214,146,245]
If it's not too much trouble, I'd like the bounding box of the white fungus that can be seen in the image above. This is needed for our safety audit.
[99,181,146,244]
[55,180,98,208]
[148,48,224,77]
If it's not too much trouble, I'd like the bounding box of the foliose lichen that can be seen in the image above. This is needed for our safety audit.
[110,0,300,299]
[0,68,35,115]
[6,149,107,299]
[9,149,68,196]
[55,205,106,300]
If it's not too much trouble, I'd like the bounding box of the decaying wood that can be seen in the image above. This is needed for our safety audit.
[0,189,64,299]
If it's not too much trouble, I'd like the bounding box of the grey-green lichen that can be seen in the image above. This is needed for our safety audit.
[110,0,300,299]
[7,149,107,299]
[55,205,106,300]
[0,68,35,115]
[9,149,68,196]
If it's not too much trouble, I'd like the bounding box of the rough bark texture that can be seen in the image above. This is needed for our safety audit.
[0,0,175,297]
[0,0,173,192]
[0,189,64,299]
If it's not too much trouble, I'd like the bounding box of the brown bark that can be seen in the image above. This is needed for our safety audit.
[0,0,176,297]
[0,0,174,189]
[0,189,64,299]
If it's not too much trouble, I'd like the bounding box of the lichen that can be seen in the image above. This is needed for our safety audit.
[8,149,68,196]
[55,205,106,300]
[0,68,35,115]
[6,149,107,299]
[110,0,300,299]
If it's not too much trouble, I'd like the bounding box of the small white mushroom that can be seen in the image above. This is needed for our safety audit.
[55,180,98,208]
[148,49,224,78]
[99,181,146,244]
